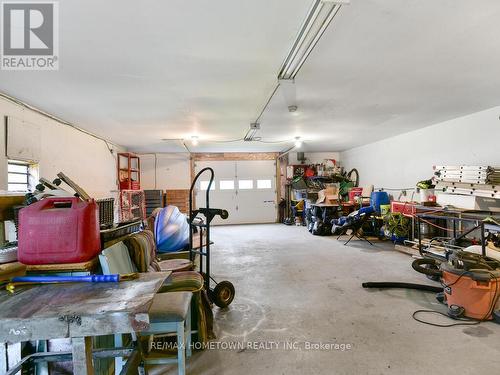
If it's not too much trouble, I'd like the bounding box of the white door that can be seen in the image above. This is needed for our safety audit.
[194,160,277,225]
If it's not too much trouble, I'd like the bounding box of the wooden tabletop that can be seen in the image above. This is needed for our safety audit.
[0,271,171,343]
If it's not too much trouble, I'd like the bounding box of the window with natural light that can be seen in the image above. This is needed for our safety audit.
[257,179,272,189]
[219,180,235,190]
[8,161,31,192]
[238,180,253,189]
[200,180,215,191]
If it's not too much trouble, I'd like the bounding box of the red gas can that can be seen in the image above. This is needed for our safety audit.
[18,197,101,265]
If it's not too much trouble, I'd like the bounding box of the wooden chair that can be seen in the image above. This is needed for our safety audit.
[122,230,214,345]
[99,242,192,375]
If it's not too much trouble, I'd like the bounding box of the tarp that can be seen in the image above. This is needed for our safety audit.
[154,205,190,253]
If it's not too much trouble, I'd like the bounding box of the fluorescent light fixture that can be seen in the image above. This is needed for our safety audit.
[244,122,260,141]
[278,0,346,80]
[191,136,199,146]
[294,136,303,148]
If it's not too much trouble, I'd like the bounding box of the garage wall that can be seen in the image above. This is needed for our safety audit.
[340,106,500,190]
[0,95,122,198]
[288,151,340,164]
[140,153,191,190]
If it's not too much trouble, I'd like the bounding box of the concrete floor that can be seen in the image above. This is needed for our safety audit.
[151,224,500,375]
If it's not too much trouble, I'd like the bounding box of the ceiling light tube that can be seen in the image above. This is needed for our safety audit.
[191,136,199,146]
[290,4,342,78]
[294,137,303,148]
[278,0,345,80]
[280,1,324,79]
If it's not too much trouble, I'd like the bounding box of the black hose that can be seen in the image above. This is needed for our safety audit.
[362,282,443,293]
[412,258,443,278]
[347,168,359,187]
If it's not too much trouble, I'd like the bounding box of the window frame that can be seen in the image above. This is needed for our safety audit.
[199,180,216,191]
[8,160,30,192]
[238,179,254,190]
[219,180,235,190]
[257,179,272,189]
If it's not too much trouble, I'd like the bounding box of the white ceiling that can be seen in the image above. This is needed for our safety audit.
[1,0,500,153]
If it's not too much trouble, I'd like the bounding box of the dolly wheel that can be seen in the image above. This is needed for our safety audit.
[220,210,229,220]
[212,281,235,308]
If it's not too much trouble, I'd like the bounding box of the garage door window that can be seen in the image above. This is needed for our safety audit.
[220,180,235,190]
[238,180,253,189]
[200,180,215,191]
[257,179,272,189]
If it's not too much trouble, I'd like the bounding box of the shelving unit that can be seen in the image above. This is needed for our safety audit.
[117,152,141,190]
[119,190,146,222]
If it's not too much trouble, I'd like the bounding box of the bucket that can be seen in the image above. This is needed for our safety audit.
[419,189,435,203]
[380,204,391,215]
[370,191,390,213]
[419,222,436,237]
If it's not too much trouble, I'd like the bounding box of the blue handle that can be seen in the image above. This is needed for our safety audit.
[11,275,120,283]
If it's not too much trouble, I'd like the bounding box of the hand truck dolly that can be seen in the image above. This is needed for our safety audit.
[189,167,235,308]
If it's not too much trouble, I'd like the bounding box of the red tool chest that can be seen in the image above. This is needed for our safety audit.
[18,197,101,265]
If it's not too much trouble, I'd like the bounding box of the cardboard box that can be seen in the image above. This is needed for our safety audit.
[316,186,339,204]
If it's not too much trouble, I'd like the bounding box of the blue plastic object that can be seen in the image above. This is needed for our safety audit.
[332,206,375,226]
[11,275,120,283]
[358,205,375,216]
[155,205,190,253]
[370,191,390,213]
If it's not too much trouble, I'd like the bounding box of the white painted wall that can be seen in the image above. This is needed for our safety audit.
[140,153,191,190]
[341,106,500,191]
[0,96,122,198]
[288,151,340,165]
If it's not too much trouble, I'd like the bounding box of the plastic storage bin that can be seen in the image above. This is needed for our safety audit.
[370,191,390,213]
[18,197,101,265]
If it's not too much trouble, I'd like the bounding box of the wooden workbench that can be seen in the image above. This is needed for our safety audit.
[0,271,171,375]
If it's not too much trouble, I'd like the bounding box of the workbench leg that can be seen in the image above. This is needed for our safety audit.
[177,322,186,375]
[8,342,21,371]
[114,334,124,374]
[72,337,94,375]
[186,304,192,358]
[0,342,7,374]
[35,340,49,375]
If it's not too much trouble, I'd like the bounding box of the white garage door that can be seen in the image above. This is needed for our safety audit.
[194,160,277,225]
